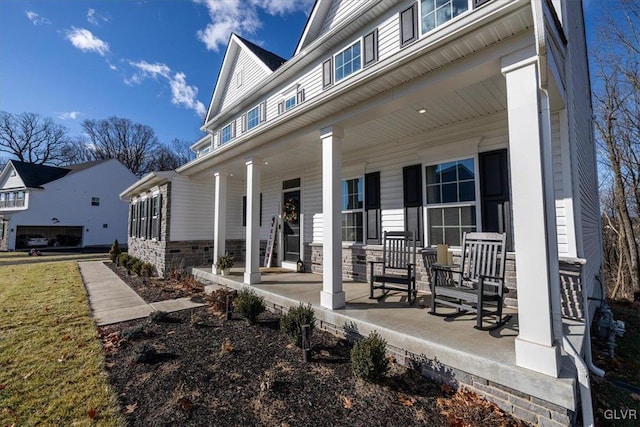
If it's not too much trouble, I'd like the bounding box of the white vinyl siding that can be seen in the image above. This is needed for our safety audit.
[551,112,569,256]
[219,48,271,114]
[169,176,214,241]
[318,0,363,36]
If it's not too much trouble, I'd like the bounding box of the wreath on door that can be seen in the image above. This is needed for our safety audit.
[283,198,298,222]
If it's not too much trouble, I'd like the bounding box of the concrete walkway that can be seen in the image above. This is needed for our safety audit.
[78,261,205,326]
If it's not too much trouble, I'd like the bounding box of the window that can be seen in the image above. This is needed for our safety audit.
[247,105,260,130]
[0,193,5,208]
[285,95,296,111]
[335,41,361,82]
[7,192,14,208]
[425,158,477,246]
[342,177,364,243]
[140,199,148,238]
[421,0,468,34]
[221,123,233,144]
[91,197,100,206]
[16,191,24,207]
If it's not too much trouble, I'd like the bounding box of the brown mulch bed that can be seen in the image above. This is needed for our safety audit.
[98,264,528,426]
[106,262,205,303]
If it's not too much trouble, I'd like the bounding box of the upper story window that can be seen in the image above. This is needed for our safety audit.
[278,88,305,115]
[425,158,477,246]
[335,41,361,82]
[247,105,260,130]
[91,197,100,206]
[0,191,25,208]
[342,177,364,243]
[221,123,233,144]
[420,0,469,34]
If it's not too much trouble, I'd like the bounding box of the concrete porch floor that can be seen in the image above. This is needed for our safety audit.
[191,265,581,412]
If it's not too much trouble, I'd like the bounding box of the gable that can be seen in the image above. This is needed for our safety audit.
[296,0,364,55]
[0,163,26,190]
[205,34,287,122]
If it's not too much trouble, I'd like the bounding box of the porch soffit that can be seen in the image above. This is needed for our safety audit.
[181,3,534,177]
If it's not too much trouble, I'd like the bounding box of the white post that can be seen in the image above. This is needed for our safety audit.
[320,126,345,309]
[244,157,262,284]
[213,171,227,274]
[502,49,561,377]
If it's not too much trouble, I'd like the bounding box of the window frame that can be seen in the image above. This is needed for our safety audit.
[91,197,100,206]
[419,0,471,37]
[246,105,260,130]
[341,176,365,244]
[423,156,481,247]
[334,40,363,84]
[220,122,233,145]
[284,94,297,111]
[150,193,160,240]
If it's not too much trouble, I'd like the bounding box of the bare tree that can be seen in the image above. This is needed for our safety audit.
[593,0,640,300]
[81,117,160,176]
[147,138,195,171]
[0,111,71,165]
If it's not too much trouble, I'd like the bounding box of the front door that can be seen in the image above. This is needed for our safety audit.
[282,178,301,263]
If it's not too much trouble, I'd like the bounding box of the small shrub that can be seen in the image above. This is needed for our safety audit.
[215,253,234,270]
[117,253,130,268]
[207,288,236,313]
[125,256,138,273]
[280,303,316,347]
[131,259,143,276]
[234,289,265,324]
[149,310,170,323]
[140,262,155,277]
[131,343,157,364]
[109,239,122,263]
[351,331,389,382]
[121,325,145,341]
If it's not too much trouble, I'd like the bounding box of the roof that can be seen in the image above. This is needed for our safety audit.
[235,34,287,71]
[7,159,110,189]
[10,161,71,188]
[119,171,178,199]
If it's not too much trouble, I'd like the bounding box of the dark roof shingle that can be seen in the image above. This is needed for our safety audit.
[235,34,287,71]
[8,159,109,188]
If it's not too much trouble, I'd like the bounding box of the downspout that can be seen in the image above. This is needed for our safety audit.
[531,1,600,426]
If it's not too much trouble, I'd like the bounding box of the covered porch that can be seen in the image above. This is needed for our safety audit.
[191,265,581,424]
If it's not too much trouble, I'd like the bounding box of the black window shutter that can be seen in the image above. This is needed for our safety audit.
[129,204,134,237]
[403,164,422,207]
[260,193,263,227]
[400,3,418,47]
[242,196,247,227]
[479,149,512,250]
[135,203,140,237]
[260,101,266,122]
[297,88,305,104]
[157,194,162,241]
[403,164,423,243]
[322,58,333,88]
[363,29,378,67]
[241,113,247,132]
[278,101,284,114]
[146,199,152,239]
[365,171,381,245]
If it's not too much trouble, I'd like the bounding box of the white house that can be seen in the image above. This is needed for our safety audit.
[0,159,137,250]
[123,1,601,424]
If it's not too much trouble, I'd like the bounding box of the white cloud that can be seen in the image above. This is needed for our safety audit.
[25,11,51,25]
[87,9,109,25]
[65,27,110,56]
[193,0,313,52]
[127,61,205,117]
[57,111,82,120]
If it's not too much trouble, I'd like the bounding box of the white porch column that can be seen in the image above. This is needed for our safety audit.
[320,126,345,309]
[502,50,561,377]
[244,157,262,284]
[213,171,227,274]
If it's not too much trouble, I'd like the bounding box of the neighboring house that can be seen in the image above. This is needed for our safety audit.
[0,159,137,250]
[123,1,600,424]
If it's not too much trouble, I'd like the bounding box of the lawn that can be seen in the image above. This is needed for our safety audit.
[0,261,124,426]
[0,251,108,265]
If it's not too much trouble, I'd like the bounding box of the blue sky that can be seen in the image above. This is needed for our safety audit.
[0,0,313,145]
[0,1,603,147]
